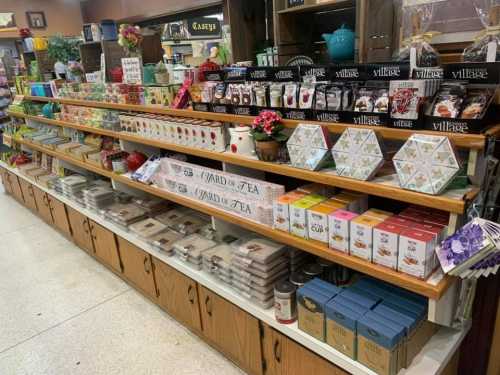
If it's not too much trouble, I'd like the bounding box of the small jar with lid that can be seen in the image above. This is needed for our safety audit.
[317,258,336,283]
[289,271,312,288]
[274,280,297,324]
[302,263,323,280]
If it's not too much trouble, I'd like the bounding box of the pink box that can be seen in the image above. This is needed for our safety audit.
[385,215,419,227]
[373,222,406,270]
[328,210,358,253]
[398,229,436,279]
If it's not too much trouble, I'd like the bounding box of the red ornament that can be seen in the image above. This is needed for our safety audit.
[126,151,147,172]
[231,144,237,153]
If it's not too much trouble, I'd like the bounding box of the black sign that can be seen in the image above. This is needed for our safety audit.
[224,67,247,82]
[443,62,500,84]
[203,70,225,81]
[329,64,366,81]
[365,63,410,80]
[288,0,305,7]
[187,17,221,37]
[411,67,444,80]
[300,65,329,81]
[246,67,300,82]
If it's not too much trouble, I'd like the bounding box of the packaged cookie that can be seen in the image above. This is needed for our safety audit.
[389,80,428,120]
[373,88,389,113]
[432,83,466,118]
[241,84,254,106]
[314,84,327,110]
[460,89,493,119]
[326,85,343,111]
[201,81,216,103]
[253,83,269,107]
[342,84,355,111]
[354,87,375,112]
[228,84,242,105]
[299,83,315,109]
[283,83,298,108]
[213,82,227,104]
[270,83,284,107]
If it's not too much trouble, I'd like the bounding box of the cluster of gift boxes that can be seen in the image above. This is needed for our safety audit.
[119,113,227,152]
[274,184,449,279]
[153,157,285,226]
[297,277,437,375]
[59,105,121,130]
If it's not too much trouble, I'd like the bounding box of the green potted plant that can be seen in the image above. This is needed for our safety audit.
[251,110,288,162]
[154,61,169,84]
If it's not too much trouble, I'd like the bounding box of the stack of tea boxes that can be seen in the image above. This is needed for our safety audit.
[297,276,436,375]
[273,186,448,280]
[119,113,227,152]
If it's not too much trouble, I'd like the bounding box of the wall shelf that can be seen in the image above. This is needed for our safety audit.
[0,159,470,375]
[277,0,356,15]
[23,96,496,150]
[9,111,479,214]
[8,135,455,300]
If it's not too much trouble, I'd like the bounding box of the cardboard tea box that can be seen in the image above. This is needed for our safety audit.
[350,215,385,261]
[364,208,394,221]
[287,124,333,171]
[297,183,336,196]
[307,201,342,243]
[398,229,437,279]
[308,278,342,296]
[332,128,385,181]
[297,285,338,341]
[357,315,405,375]
[373,222,406,270]
[338,289,380,310]
[328,209,358,252]
[393,134,461,195]
[331,191,368,213]
[289,194,327,238]
[273,191,307,231]
[325,300,367,359]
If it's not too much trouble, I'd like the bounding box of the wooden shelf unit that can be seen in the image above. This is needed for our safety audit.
[277,0,356,14]
[9,110,479,214]
[22,96,494,149]
[9,135,454,300]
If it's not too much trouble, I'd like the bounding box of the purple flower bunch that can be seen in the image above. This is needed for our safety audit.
[441,222,485,266]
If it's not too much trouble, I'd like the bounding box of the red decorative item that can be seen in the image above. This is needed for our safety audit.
[198,59,220,82]
[171,79,192,109]
[110,67,123,83]
[126,151,147,172]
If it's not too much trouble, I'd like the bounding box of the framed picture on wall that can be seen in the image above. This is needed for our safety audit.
[0,13,16,29]
[26,11,47,29]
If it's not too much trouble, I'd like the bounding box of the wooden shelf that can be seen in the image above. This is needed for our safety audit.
[278,0,356,14]
[0,159,470,375]
[9,111,478,214]
[23,96,493,149]
[10,135,455,300]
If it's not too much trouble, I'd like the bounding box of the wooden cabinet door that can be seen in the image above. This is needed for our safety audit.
[8,172,24,203]
[66,206,94,254]
[32,186,53,223]
[18,179,38,211]
[48,196,72,238]
[153,258,202,333]
[199,286,263,375]
[261,323,347,375]
[116,237,157,299]
[89,220,121,272]
[0,168,13,194]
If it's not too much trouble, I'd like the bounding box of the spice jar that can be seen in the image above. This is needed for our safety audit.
[302,263,323,279]
[317,258,336,283]
[289,272,311,288]
[274,280,297,324]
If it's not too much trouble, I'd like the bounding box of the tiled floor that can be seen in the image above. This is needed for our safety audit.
[0,185,244,375]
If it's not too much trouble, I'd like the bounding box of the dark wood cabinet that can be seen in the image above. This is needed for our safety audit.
[199,286,263,375]
[116,237,157,299]
[89,220,122,273]
[32,186,53,223]
[8,172,24,203]
[153,258,202,333]
[18,179,38,212]
[48,196,71,238]
[66,206,94,254]
[261,323,348,375]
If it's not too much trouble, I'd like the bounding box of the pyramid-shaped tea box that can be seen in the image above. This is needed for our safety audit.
[393,134,460,195]
[331,128,385,181]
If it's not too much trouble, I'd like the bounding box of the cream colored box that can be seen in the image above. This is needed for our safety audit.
[349,215,384,261]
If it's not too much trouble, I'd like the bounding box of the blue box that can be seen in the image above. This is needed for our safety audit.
[340,289,380,310]
[307,278,342,296]
[297,286,336,342]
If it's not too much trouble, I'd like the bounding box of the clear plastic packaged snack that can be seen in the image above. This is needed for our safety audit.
[270,83,284,107]
[463,3,500,62]
[314,84,328,110]
[460,89,493,119]
[299,83,315,109]
[253,83,269,107]
[213,82,227,104]
[373,88,389,113]
[354,87,375,112]
[431,82,466,118]
[326,85,343,111]
[283,83,298,108]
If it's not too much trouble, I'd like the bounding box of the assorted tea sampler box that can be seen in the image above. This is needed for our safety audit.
[350,215,385,261]
[393,134,461,195]
[398,229,437,279]
[328,209,359,252]
[273,191,307,231]
[289,194,327,238]
[332,128,385,181]
[307,200,346,243]
[287,124,333,170]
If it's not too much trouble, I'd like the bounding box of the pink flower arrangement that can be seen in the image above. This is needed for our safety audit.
[118,24,143,55]
[251,110,288,142]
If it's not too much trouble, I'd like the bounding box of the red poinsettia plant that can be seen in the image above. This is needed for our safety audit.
[251,110,288,142]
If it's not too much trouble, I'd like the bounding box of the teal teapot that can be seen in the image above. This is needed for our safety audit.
[322,24,355,62]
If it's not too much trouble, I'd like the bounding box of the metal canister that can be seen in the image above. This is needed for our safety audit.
[317,258,336,283]
[274,280,297,324]
[289,272,311,288]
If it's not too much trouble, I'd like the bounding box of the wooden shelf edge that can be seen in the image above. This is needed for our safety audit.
[277,0,356,14]
[22,96,489,149]
[9,111,475,214]
[11,136,455,300]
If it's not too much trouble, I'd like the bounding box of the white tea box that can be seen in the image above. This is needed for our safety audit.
[328,209,358,252]
[398,229,436,279]
[373,222,406,270]
[349,215,384,261]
